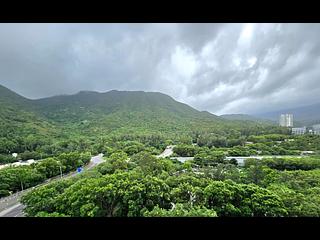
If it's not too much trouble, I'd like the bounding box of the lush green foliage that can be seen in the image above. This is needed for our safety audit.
[194,149,226,166]
[0,152,91,195]
[261,157,320,171]
[143,203,217,217]
[173,144,198,157]
[3,84,320,217]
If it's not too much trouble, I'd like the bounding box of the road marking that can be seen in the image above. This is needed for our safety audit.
[0,203,22,217]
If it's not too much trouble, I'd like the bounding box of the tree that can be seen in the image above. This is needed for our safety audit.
[194,150,226,166]
[35,158,63,178]
[173,145,197,157]
[203,180,287,217]
[267,184,310,216]
[243,158,267,185]
[130,152,163,174]
[21,179,76,216]
[143,203,217,217]
[0,166,45,193]
[57,152,90,172]
[97,151,128,175]
[23,171,171,217]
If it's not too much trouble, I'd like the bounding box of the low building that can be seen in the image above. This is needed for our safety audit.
[312,124,320,135]
[301,151,315,155]
[292,127,306,135]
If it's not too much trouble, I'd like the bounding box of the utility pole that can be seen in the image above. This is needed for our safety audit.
[20,180,24,191]
[60,166,63,179]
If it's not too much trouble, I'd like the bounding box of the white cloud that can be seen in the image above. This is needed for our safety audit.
[238,23,254,47]
[171,46,199,79]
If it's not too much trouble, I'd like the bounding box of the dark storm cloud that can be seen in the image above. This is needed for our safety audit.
[0,23,319,114]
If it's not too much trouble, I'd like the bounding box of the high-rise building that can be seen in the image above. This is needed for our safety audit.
[279,114,293,127]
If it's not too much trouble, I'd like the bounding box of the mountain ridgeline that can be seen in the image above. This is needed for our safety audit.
[0,84,282,139]
[220,114,275,124]
[32,90,219,122]
[0,85,54,141]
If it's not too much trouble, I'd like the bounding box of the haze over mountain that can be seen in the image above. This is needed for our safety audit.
[220,114,275,124]
[219,102,320,127]
[253,102,320,126]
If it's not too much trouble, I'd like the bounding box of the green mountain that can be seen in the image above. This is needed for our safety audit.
[30,89,227,135]
[33,90,219,122]
[0,84,278,140]
[0,85,54,141]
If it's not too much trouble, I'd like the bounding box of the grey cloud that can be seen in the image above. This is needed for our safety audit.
[177,23,225,52]
[0,23,320,114]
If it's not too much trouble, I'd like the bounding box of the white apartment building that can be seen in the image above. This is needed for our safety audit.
[312,124,320,135]
[279,114,293,127]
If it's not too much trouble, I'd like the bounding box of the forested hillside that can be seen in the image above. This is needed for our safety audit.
[2,84,320,217]
[1,84,286,139]
[0,84,288,164]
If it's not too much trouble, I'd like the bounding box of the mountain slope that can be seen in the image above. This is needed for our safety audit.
[30,90,226,135]
[32,90,219,122]
[0,84,278,139]
[0,84,30,107]
[0,85,54,141]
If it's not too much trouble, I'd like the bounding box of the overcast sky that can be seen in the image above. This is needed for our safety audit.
[0,23,319,115]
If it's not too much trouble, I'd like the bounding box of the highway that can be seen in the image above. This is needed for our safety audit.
[0,154,105,217]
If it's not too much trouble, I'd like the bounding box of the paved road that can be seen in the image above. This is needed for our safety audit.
[87,154,105,170]
[157,145,175,158]
[0,203,25,217]
[0,154,105,217]
[170,155,304,165]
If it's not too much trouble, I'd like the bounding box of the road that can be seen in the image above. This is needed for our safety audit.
[87,154,105,170]
[0,203,25,217]
[157,145,175,158]
[0,154,105,217]
[170,155,305,165]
